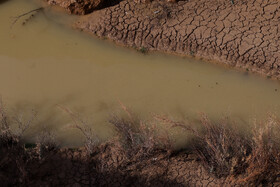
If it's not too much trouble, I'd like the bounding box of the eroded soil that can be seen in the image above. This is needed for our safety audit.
[47,0,280,79]
[0,141,257,186]
[46,0,123,15]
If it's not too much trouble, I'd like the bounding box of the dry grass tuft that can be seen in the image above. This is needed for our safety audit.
[0,99,37,144]
[238,115,280,184]
[156,114,250,177]
[194,114,250,177]
[156,113,280,184]
[1,100,280,185]
[57,105,100,155]
[35,127,58,159]
[0,99,12,143]
[109,102,172,158]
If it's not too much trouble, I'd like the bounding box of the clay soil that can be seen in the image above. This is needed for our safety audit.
[47,0,280,80]
[0,140,255,186]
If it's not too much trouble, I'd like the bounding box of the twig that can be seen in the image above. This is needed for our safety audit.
[0,97,10,135]
[13,110,37,137]
[57,104,99,154]
[10,7,44,29]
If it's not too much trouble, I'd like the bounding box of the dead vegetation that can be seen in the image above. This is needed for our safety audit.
[57,105,100,155]
[157,114,250,177]
[0,99,37,144]
[156,113,280,185]
[35,127,58,159]
[0,100,34,185]
[239,115,280,185]
[0,99,62,184]
[108,102,172,158]
[10,7,44,29]
[1,101,280,185]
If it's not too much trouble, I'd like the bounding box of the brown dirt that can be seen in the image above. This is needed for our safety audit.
[47,0,280,80]
[46,0,105,15]
[1,116,280,186]
[46,0,123,15]
[2,140,280,187]
[0,141,243,186]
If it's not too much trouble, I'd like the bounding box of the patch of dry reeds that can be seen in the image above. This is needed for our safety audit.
[156,113,280,185]
[108,102,172,158]
[156,114,250,177]
[57,105,100,155]
[0,98,37,144]
[238,115,280,184]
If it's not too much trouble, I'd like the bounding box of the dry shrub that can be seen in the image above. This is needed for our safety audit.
[35,127,58,159]
[12,111,37,138]
[0,99,12,142]
[194,114,250,177]
[0,99,37,144]
[156,114,250,178]
[0,99,34,185]
[58,105,100,155]
[109,102,172,158]
[239,115,280,184]
[157,114,280,184]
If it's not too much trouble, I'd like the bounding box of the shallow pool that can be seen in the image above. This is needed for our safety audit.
[1,0,280,147]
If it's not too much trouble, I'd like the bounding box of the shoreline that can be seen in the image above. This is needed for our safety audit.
[1,110,280,186]
[46,0,280,80]
[1,0,280,186]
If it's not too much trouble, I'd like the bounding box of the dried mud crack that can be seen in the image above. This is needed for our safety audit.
[47,0,280,79]
[0,141,248,186]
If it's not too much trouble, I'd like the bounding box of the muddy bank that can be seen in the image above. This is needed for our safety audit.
[46,0,123,15]
[2,130,280,186]
[1,105,280,186]
[46,0,280,79]
[1,141,226,186]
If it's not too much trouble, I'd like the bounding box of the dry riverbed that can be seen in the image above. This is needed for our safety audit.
[1,0,280,186]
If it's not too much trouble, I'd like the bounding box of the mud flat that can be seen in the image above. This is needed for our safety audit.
[46,0,280,79]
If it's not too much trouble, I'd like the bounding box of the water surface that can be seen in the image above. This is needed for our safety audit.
[1,0,280,147]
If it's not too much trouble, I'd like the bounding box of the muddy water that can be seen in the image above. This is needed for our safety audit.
[1,0,280,147]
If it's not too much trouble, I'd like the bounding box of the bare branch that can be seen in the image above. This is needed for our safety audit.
[57,105,99,155]
[10,7,44,29]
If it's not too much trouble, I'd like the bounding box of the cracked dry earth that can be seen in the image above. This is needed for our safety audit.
[3,140,280,186]
[31,150,224,186]
[71,0,280,79]
[2,143,247,186]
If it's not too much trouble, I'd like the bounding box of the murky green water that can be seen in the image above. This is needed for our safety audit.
[1,0,280,147]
